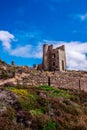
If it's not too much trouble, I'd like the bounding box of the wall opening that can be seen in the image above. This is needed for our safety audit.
[53,62,55,66]
[52,54,55,58]
[62,60,64,70]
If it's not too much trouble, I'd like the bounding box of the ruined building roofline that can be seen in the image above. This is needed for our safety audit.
[56,45,65,51]
[43,44,65,50]
[43,44,48,47]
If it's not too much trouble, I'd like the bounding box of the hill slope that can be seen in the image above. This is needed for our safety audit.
[0,85,87,130]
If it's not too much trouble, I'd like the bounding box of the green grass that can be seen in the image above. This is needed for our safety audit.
[7,85,72,99]
[52,89,72,98]
[7,86,16,90]
[39,85,72,99]
[30,109,44,115]
[43,120,57,130]
[0,103,3,110]
[39,85,56,91]
[28,93,36,100]
[18,96,36,111]
[17,92,37,111]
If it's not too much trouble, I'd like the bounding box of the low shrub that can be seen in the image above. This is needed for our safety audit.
[0,103,3,110]
[44,120,57,130]
[6,106,16,120]
[30,109,44,115]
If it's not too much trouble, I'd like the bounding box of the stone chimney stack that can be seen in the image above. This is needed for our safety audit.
[42,44,49,70]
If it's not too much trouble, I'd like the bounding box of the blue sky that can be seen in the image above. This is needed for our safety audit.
[0,0,87,70]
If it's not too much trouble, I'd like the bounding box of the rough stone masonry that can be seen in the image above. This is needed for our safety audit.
[34,44,66,71]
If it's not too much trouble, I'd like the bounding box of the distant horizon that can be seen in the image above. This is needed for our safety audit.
[0,0,87,70]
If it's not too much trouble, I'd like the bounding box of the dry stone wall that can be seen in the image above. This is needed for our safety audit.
[50,72,87,92]
[15,69,87,92]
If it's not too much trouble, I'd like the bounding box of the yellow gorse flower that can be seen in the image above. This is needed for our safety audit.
[11,89,28,96]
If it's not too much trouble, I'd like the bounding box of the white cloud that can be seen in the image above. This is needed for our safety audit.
[0,31,42,58]
[32,42,43,58]
[10,45,32,57]
[9,42,43,58]
[64,42,87,70]
[0,30,42,58]
[0,31,14,49]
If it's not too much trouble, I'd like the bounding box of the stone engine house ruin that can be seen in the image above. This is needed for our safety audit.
[42,44,66,71]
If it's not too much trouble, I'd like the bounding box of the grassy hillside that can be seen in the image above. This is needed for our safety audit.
[0,85,87,130]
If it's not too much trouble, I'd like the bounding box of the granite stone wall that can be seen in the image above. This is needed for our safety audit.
[17,70,87,92]
[50,72,87,92]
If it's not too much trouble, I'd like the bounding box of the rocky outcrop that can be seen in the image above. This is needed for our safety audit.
[0,89,17,115]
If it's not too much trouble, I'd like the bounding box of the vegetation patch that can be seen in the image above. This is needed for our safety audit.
[39,85,72,99]
[0,103,3,110]
[1,85,87,130]
[39,85,56,91]
[7,86,16,90]
[6,106,16,120]
[44,120,57,130]
[8,87,28,97]
[30,109,44,115]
